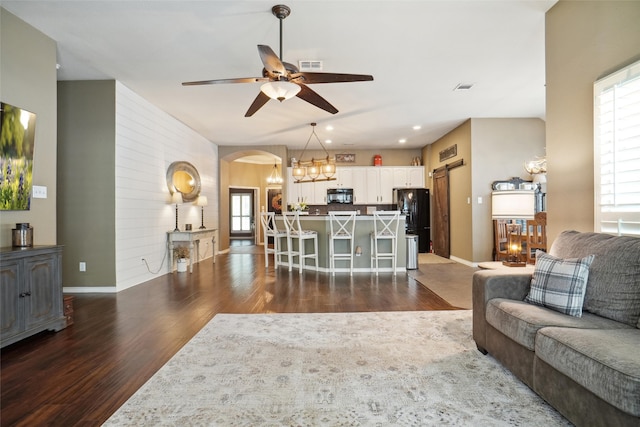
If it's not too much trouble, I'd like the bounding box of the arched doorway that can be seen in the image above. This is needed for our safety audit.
[218,147,287,253]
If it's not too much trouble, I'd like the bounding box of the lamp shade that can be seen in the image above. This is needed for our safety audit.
[171,192,183,204]
[196,195,208,207]
[260,81,301,102]
[491,191,535,219]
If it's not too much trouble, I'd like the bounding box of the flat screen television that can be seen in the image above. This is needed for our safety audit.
[0,102,36,210]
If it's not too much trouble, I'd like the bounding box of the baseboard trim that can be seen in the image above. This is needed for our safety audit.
[63,286,118,294]
[449,255,476,268]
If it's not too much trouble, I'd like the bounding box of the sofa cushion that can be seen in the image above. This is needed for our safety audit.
[486,298,632,351]
[525,251,594,317]
[535,327,640,417]
[549,231,640,327]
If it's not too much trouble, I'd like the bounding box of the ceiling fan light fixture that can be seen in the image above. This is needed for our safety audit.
[261,81,300,102]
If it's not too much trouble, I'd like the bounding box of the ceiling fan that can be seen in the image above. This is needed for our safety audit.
[182,4,373,117]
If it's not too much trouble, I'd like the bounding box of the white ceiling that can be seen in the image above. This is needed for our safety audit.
[3,0,556,154]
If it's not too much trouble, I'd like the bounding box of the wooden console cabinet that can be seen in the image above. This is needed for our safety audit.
[0,245,66,348]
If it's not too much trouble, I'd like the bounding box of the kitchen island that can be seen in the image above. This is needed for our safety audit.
[274,214,407,274]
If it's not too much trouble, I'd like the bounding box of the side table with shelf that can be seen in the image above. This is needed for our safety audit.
[167,229,217,273]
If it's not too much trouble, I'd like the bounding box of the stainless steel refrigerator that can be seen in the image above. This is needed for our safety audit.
[394,188,430,253]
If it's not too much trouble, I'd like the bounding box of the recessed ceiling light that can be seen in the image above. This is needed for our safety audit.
[325,125,333,131]
[325,139,332,144]
[399,138,407,144]
[412,125,421,130]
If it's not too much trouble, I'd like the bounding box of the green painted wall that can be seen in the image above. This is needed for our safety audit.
[57,81,116,287]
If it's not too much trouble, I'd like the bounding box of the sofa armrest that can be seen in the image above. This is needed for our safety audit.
[472,269,532,353]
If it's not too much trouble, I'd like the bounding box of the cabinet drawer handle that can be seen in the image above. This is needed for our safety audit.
[19,292,32,298]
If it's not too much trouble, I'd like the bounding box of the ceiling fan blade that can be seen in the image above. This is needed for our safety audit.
[292,72,374,84]
[258,45,287,77]
[245,91,271,117]
[182,77,269,86]
[295,85,338,115]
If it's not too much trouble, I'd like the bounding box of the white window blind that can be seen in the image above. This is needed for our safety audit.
[594,60,640,237]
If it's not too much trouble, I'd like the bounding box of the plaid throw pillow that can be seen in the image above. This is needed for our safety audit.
[525,251,595,317]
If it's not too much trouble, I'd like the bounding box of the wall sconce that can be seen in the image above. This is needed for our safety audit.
[171,192,183,231]
[355,246,363,257]
[196,196,208,229]
[504,223,525,267]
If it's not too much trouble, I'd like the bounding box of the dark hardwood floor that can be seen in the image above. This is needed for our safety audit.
[1,243,464,426]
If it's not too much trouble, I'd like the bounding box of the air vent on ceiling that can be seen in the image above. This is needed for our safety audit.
[298,60,323,72]
[454,83,474,91]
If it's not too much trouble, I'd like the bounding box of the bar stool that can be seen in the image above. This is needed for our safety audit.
[328,211,357,275]
[282,211,318,273]
[259,211,288,268]
[371,210,401,275]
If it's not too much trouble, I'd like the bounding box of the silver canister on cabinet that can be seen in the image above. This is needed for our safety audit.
[12,223,33,247]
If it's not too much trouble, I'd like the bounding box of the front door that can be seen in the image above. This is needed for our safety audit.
[230,189,255,239]
[432,167,450,258]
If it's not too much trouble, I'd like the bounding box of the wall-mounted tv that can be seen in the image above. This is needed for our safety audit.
[0,102,36,210]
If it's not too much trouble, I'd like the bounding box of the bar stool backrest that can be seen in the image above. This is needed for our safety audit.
[282,211,302,235]
[373,211,401,237]
[260,211,278,236]
[329,211,357,238]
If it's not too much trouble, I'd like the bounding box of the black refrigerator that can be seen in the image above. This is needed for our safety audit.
[394,188,430,253]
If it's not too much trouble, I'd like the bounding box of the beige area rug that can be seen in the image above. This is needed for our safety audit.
[105,311,570,426]
[419,253,456,264]
[410,261,478,309]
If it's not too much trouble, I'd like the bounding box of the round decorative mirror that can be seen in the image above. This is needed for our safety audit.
[166,161,201,202]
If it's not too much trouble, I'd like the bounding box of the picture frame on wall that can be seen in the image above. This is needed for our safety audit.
[267,187,282,214]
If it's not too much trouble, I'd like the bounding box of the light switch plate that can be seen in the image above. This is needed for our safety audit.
[32,185,47,199]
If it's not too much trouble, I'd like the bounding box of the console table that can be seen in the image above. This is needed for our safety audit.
[167,229,217,273]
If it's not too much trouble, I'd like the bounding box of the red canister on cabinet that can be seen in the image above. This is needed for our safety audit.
[373,154,382,166]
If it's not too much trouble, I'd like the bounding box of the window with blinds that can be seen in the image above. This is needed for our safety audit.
[594,59,640,237]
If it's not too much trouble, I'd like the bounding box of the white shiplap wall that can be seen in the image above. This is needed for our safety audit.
[115,82,218,291]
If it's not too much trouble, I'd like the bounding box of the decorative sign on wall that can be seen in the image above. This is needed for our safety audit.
[335,153,356,163]
[439,144,457,162]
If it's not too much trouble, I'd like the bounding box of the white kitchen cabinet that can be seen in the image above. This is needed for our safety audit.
[364,167,394,204]
[351,168,369,204]
[332,167,353,188]
[392,167,424,188]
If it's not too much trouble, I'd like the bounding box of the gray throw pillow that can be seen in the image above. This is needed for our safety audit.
[525,251,595,317]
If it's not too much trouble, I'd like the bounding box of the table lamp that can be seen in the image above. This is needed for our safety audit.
[196,196,208,229]
[171,192,183,231]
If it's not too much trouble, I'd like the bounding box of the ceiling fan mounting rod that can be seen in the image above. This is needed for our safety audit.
[272,4,290,61]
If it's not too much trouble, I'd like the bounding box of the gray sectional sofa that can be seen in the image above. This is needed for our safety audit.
[473,230,640,427]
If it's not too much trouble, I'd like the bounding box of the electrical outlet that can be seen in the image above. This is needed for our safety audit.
[79,262,86,272]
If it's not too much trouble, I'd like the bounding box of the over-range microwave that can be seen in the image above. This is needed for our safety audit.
[327,188,354,204]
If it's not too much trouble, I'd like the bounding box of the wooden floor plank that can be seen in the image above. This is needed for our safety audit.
[1,245,466,426]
